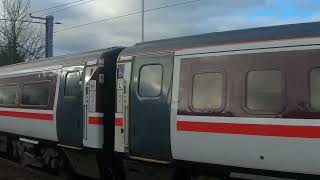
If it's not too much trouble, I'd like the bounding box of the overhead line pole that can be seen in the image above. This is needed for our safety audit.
[30,15,60,58]
[142,0,144,42]
[46,16,54,58]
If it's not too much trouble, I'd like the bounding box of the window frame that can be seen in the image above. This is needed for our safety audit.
[189,71,227,113]
[244,69,286,115]
[138,64,164,98]
[309,67,320,112]
[0,83,18,107]
[64,71,81,98]
[21,80,51,108]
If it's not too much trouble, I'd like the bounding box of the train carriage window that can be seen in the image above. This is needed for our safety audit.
[139,65,163,97]
[246,70,283,113]
[0,85,17,105]
[65,72,81,97]
[22,82,50,106]
[310,69,320,110]
[192,72,224,111]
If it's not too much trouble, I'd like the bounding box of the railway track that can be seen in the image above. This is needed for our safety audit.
[0,157,93,180]
[0,157,296,180]
[0,157,60,180]
[0,153,294,180]
[0,156,293,180]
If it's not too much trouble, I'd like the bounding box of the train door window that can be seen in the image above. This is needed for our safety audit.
[192,72,224,112]
[65,72,81,97]
[22,82,50,106]
[310,68,320,111]
[0,85,17,105]
[138,64,163,97]
[246,70,283,113]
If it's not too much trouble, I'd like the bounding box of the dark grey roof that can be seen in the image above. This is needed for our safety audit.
[0,47,121,76]
[121,21,320,56]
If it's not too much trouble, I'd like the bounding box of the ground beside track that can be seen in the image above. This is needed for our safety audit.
[0,157,60,180]
[0,157,96,180]
[0,157,293,180]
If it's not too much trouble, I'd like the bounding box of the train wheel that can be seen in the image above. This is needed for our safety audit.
[173,167,191,180]
[100,164,123,180]
[7,139,21,162]
[112,164,125,180]
[49,152,74,180]
[52,160,74,180]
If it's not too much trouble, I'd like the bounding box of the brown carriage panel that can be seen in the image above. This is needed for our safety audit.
[0,72,57,110]
[178,49,320,119]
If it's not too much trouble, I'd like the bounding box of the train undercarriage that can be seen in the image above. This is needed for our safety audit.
[0,134,319,180]
[0,134,72,178]
[0,134,106,179]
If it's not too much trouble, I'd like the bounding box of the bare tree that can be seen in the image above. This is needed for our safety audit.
[0,0,45,66]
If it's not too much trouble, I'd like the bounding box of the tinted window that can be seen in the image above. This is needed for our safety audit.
[65,72,80,97]
[22,82,50,106]
[139,65,163,97]
[310,69,320,110]
[192,73,224,111]
[246,70,282,112]
[0,85,17,105]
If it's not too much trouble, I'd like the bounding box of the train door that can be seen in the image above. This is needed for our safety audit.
[57,67,83,147]
[115,62,131,153]
[130,55,173,161]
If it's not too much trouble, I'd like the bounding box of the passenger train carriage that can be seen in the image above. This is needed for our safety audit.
[1,22,320,179]
[0,48,124,178]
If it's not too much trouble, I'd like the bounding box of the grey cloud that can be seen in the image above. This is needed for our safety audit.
[143,0,271,40]
[30,0,320,56]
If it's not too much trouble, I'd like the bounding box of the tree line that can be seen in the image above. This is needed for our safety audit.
[0,0,45,66]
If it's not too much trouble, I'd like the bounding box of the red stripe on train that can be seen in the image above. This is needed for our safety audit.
[177,121,320,138]
[89,117,103,125]
[0,111,53,121]
[115,118,124,127]
[88,117,124,127]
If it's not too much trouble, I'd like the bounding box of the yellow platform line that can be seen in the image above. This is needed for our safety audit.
[129,156,171,165]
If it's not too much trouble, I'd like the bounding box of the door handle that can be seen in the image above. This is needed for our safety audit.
[133,124,136,136]
[124,105,129,148]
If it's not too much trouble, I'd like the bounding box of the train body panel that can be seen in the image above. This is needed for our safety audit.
[173,116,320,175]
[115,61,131,153]
[84,112,104,148]
[118,21,320,178]
[0,108,57,141]
[170,38,320,176]
[83,60,105,149]
[114,113,124,152]
[0,69,59,141]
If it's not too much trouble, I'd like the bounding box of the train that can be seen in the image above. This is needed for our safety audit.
[0,21,320,180]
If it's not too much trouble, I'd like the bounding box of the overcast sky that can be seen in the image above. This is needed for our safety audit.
[29,0,320,56]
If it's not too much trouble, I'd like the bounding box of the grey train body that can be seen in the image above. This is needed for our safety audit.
[1,22,320,179]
